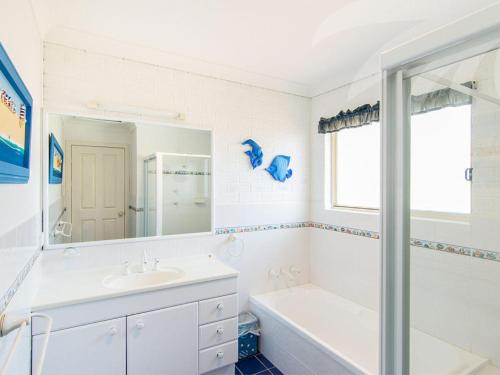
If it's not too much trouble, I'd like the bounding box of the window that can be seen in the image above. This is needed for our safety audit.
[331,105,471,215]
[410,105,471,214]
[332,123,380,209]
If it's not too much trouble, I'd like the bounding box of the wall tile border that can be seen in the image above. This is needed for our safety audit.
[217,221,500,263]
[215,222,310,235]
[0,250,40,315]
[309,222,380,239]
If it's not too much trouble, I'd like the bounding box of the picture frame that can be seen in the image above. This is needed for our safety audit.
[0,43,33,183]
[49,133,64,184]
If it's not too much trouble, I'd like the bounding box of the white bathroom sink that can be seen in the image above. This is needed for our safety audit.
[103,268,184,290]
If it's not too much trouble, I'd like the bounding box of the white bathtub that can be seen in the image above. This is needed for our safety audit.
[250,284,488,375]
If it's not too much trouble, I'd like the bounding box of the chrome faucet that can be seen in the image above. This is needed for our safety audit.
[139,250,149,273]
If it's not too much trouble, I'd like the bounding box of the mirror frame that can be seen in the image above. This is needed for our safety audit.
[42,108,215,250]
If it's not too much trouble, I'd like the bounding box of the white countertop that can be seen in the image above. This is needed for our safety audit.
[32,256,238,311]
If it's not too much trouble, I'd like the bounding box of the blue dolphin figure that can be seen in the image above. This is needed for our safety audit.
[242,139,263,169]
[266,155,293,182]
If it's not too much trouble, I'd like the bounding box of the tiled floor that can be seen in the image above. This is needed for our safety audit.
[235,353,284,375]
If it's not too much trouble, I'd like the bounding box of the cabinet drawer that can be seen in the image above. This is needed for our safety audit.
[199,294,237,325]
[199,340,238,374]
[199,317,238,349]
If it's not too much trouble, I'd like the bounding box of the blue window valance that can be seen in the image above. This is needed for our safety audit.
[318,81,475,134]
[318,102,380,134]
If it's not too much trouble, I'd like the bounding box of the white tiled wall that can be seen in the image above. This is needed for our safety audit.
[311,62,500,365]
[44,43,311,226]
[310,74,381,311]
[42,42,312,310]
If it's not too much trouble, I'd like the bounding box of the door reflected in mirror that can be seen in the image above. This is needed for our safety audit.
[46,114,212,245]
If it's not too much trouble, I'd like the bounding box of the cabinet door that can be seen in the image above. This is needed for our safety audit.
[127,302,198,375]
[32,317,126,375]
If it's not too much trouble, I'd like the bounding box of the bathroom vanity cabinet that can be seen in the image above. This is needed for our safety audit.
[31,267,238,375]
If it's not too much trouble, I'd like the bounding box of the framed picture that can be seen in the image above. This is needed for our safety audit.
[0,43,33,183]
[49,133,63,184]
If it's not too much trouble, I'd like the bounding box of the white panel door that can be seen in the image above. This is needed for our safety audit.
[32,318,126,375]
[127,303,198,375]
[71,145,125,242]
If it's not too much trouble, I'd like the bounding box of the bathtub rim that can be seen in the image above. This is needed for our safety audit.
[249,286,373,375]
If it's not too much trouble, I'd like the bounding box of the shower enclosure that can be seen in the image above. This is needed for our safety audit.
[144,152,212,237]
[381,9,500,375]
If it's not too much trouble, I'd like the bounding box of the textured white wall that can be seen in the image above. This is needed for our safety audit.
[42,42,312,310]
[43,43,311,227]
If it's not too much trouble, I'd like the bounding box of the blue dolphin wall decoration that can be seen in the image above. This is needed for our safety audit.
[242,139,263,169]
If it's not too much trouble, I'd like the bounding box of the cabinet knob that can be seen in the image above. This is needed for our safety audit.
[216,327,224,335]
[216,351,224,359]
[136,321,145,330]
[109,327,118,336]
[216,303,224,311]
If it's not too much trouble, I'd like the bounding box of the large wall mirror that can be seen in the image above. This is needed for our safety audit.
[44,113,213,247]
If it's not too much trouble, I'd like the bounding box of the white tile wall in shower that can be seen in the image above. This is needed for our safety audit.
[310,64,500,366]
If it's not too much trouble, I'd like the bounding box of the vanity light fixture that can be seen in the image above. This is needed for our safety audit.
[85,101,185,121]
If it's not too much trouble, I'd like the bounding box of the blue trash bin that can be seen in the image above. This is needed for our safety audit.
[238,312,260,359]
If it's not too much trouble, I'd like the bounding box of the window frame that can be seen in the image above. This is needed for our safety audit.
[330,130,379,212]
[330,119,471,221]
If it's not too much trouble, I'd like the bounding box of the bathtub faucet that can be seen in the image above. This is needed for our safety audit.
[280,268,296,282]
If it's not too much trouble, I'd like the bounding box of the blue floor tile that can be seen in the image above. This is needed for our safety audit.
[236,356,267,375]
[256,354,273,369]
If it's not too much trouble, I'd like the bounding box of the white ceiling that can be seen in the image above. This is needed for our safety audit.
[32,0,499,96]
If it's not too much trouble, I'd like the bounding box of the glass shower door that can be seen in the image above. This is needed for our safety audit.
[406,48,500,375]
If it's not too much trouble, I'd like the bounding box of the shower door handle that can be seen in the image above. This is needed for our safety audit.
[464,168,473,182]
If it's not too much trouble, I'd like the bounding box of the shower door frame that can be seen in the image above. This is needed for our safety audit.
[143,152,213,237]
[379,4,500,374]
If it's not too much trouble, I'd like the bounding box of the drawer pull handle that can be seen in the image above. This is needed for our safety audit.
[216,303,224,311]
[136,321,145,330]
[216,351,224,359]
[109,327,118,336]
[216,327,224,335]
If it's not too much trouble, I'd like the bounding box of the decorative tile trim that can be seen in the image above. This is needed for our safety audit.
[215,221,500,263]
[410,238,473,256]
[309,222,380,239]
[215,222,310,235]
[163,170,211,176]
[410,238,500,262]
[0,250,41,315]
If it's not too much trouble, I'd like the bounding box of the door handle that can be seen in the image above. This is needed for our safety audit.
[118,211,125,217]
